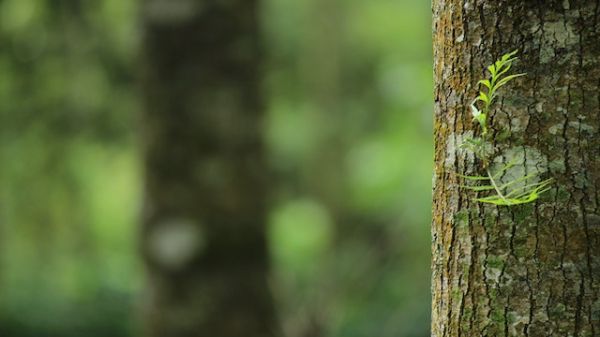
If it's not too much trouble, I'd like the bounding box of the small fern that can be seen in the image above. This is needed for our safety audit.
[459,161,553,206]
[459,51,553,206]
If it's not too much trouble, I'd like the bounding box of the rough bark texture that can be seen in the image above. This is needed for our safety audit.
[140,0,277,336]
[432,1,600,336]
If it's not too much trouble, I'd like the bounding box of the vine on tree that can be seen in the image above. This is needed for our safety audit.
[459,51,553,206]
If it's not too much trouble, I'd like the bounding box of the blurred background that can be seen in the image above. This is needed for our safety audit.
[0,0,432,336]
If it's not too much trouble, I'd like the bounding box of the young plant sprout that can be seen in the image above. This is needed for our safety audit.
[459,51,553,206]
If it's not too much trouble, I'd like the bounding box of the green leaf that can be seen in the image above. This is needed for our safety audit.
[456,174,490,181]
[495,73,526,89]
[475,113,487,127]
[474,196,510,205]
[461,184,495,191]
[478,79,491,89]
[477,92,490,104]
[503,50,519,60]
[496,62,513,78]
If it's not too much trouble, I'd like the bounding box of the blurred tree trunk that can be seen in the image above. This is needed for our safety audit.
[432,1,600,336]
[140,1,277,336]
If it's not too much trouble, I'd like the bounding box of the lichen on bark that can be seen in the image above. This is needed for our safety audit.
[432,1,600,336]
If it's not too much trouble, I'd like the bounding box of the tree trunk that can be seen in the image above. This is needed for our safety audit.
[140,1,277,336]
[432,1,600,336]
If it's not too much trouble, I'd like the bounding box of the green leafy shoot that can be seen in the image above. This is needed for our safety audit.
[460,161,553,206]
[458,51,553,206]
[470,50,525,139]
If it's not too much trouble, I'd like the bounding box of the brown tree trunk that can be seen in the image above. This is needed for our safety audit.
[140,1,277,336]
[432,1,600,336]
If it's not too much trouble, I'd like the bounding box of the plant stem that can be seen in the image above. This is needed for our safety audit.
[486,168,511,205]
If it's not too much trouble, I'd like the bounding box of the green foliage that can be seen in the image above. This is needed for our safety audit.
[470,50,525,139]
[460,51,552,206]
[0,1,140,335]
[460,161,553,205]
[269,199,333,273]
[265,0,432,335]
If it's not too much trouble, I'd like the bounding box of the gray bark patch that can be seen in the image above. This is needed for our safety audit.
[444,131,475,170]
[491,146,548,194]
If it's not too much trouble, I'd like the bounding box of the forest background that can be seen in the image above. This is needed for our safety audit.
[0,0,433,336]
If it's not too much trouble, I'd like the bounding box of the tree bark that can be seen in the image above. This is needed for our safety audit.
[432,1,600,336]
[140,1,277,336]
